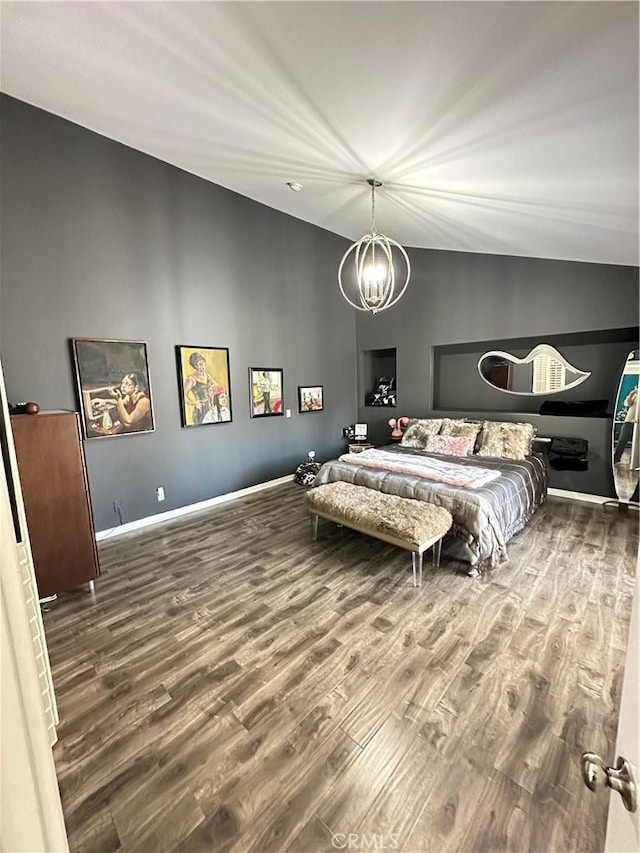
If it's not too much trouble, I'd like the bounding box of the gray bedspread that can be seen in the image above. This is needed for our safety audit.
[312,446,548,568]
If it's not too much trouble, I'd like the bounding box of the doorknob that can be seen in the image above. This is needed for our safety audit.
[581,753,637,813]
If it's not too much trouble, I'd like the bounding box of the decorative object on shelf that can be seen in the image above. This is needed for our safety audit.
[71,338,155,439]
[298,385,324,413]
[176,345,232,427]
[342,423,368,442]
[388,416,410,440]
[249,368,284,417]
[9,401,40,415]
[338,179,410,314]
[354,423,367,440]
[478,343,591,395]
[294,450,322,486]
[366,376,396,407]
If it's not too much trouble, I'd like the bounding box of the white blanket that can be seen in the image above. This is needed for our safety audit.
[339,449,501,489]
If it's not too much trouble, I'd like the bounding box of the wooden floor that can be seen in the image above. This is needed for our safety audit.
[43,483,637,853]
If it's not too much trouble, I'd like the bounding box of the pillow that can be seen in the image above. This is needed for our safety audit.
[440,418,483,442]
[425,434,474,457]
[476,421,536,460]
[400,418,443,449]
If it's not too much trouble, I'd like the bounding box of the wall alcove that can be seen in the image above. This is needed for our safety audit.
[360,347,397,407]
[433,328,638,415]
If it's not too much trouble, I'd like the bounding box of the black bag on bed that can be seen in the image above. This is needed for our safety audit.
[548,437,589,470]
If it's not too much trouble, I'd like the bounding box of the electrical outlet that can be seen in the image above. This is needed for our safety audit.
[156,486,165,502]
[286,409,291,418]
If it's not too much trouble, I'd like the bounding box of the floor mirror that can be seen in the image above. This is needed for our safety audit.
[611,349,639,510]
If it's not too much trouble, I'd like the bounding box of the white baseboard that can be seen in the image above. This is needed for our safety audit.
[96,478,611,541]
[96,474,294,541]
[547,487,610,505]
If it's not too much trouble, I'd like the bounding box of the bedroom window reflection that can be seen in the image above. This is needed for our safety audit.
[532,351,566,393]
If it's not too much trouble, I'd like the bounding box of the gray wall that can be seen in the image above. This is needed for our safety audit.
[0,96,356,530]
[356,248,639,495]
[2,96,638,519]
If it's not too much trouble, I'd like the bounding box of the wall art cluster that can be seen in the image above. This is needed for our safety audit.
[71,338,323,439]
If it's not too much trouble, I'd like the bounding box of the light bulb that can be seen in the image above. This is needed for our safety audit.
[364,265,385,283]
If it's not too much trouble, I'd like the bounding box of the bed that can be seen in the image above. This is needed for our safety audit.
[312,430,548,571]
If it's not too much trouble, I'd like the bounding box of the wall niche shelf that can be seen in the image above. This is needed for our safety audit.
[433,327,638,415]
[360,347,397,408]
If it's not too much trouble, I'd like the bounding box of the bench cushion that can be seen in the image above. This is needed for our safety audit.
[306,482,452,546]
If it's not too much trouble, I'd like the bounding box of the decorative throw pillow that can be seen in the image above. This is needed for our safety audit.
[440,418,483,440]
[425,434,474,457]
[400,418,443,449]
[476,421,536,460]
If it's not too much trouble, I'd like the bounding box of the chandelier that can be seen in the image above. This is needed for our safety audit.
[338,179,410,314]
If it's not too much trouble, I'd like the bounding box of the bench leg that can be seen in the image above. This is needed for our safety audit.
[412,552,423,588]
[310,514,319,541]
[433,538,442,567]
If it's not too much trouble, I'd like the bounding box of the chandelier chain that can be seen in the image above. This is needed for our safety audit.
[370,181,377,235]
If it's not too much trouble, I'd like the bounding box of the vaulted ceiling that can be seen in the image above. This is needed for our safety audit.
[1,2,638,266]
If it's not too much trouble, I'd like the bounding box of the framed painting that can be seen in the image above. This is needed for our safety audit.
[298,385,324,413]
[71,338,155,439]
[249,368,283,417]
[177,345,232,427]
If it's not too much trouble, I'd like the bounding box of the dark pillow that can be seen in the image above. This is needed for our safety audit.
[539,400,608,417]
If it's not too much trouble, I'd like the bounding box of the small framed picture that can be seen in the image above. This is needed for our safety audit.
[71,338,155,439]
[249,368,283,417]
[176,345,232,427]
[298,385,324,413]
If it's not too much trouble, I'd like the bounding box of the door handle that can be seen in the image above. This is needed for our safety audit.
[581,753,637,813]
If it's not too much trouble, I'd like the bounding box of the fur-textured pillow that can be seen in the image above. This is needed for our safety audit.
[425,434,474,457]
[400,418,443,449]
[476,421,536,460]
[440,418,482,441]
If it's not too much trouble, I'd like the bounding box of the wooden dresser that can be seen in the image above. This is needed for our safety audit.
[10,411,99,597]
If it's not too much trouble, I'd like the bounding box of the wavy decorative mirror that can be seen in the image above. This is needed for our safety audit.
[612,349,639,509]
[478,343,591,396]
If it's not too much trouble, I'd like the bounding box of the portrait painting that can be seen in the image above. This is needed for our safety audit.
[298,385,324,413]
[177,345,232,427]
[249,368,283,417]
[72,338,155,439]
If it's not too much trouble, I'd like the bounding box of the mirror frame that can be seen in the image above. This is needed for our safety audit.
[612,349,639,507]
[477,343,591,396]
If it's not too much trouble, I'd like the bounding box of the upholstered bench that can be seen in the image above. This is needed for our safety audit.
[306,482,453,587]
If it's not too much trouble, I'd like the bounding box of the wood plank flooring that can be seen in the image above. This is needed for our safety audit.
[42,483,638,853]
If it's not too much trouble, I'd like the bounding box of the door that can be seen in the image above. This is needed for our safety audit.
[604,568,638,852]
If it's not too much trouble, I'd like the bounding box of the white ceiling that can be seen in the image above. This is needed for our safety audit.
[1,1,638,266]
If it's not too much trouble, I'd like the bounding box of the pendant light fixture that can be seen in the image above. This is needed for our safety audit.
[338,179,410,314]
